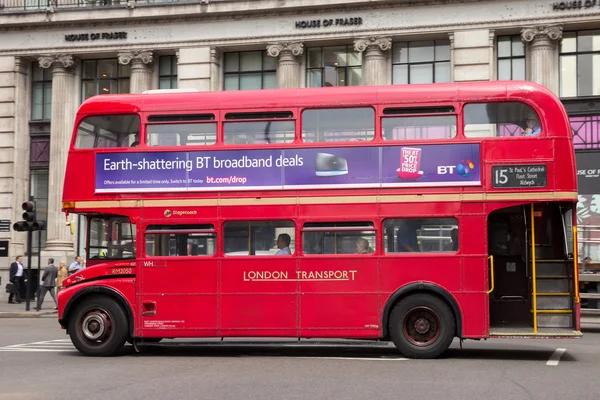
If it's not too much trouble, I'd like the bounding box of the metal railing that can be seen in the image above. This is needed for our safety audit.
[0,0,214,12]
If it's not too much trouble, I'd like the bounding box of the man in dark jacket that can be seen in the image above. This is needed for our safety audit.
[35,258,58,311]
[8,255,26,304]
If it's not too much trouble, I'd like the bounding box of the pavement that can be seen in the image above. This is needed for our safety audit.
[0,294,58,317]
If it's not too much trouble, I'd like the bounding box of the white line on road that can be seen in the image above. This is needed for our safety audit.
[546,348,567,366]
[0,348,73,352]
[295,356,409,361]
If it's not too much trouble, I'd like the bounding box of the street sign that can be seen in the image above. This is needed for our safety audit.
[0,240,7,257]
[0,220,9,232]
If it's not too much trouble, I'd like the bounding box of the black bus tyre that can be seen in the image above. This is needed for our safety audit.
[69,296,129,357]
[388,294,455,359]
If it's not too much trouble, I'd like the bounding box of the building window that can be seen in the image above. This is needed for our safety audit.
[81,59,131,101]
[29,169,48,253]
[31,63,52,121]
[560,30,600,98]
[306,45,362,87]
[497,35,525,80]
[392,40,451,84]
[159,55,178,89]
[223,51,276,90]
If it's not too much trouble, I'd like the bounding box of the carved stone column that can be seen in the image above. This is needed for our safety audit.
[266,42,304,89]
[521,25,563,95]
[354,37,392,86]
[118,50,153,93]
[39,54,76,253]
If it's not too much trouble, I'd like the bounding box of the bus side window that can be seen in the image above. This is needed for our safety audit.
[382,115,457,141]
[383,218,459,253]
[463,102,542,138]
[302,222,376,255]
[145,224,216,257]
[301,107,375,143]
[76,115,140,149]
[223,221,295,256]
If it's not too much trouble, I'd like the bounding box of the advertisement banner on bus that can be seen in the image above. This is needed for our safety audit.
[95,143,481,192]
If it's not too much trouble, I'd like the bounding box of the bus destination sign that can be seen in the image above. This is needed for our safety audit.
[95,143,481,193]
[491,164,547,189]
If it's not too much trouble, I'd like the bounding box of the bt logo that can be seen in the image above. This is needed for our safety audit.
[437,160,475,177]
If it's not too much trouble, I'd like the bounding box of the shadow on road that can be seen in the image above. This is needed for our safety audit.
[58,340,568,362]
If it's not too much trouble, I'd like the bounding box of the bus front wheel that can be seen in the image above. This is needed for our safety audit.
[388,293,455,359]
[69,296,129,357]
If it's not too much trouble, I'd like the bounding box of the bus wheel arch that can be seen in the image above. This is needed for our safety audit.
[62,286,134,344]
[68,295,130,356]
[382,283,462,345]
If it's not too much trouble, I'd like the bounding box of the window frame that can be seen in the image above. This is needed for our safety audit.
[74,113,141,150]
[87,216,137,261]
[158,55,178,90]
[300,106,376,143]
[461,100,544,139]
[391,39,451,85]
[144,224,217,258]
[301,221,377,256]
[81,59,131,102]
[305,45,363,87]
[31,62,52,121]
[382,217,459,255]
[381,111,458,142]
[559,29,600,98]
[145,120,218,148]
[223,50,277,91]
[496,34,526,81]
[223,220,296,257]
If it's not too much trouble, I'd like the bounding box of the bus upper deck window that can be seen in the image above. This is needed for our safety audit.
[147,123,217,147]
[302,107,375,143]
[76,115,140,149]
[382,115,457,141]
[463,102,542,138]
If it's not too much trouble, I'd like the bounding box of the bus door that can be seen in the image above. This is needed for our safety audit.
[487,203,578,333]
[136,223,219,336]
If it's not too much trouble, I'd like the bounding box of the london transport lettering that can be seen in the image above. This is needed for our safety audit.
[243,270,358,281]
[95,143,481,192]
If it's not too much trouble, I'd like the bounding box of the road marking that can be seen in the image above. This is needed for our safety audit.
[546,348,567,366]
[0,339,75,353]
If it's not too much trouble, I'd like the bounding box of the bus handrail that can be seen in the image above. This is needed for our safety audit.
[487,255,495,294]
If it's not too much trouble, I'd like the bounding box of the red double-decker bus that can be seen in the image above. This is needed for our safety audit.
[57,81,581,358]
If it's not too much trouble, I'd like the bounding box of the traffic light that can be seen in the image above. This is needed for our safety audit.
[13,200,46,232]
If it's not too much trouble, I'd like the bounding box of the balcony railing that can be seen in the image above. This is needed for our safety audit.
[0,0,213,12]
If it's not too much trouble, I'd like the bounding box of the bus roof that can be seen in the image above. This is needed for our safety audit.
[76,80,561,116]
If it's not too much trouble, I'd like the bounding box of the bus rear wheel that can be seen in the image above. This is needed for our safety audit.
[388,294,455,359]
[69,296,129,357]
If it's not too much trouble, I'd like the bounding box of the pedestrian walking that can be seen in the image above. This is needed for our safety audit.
[8,255,27,304]
[56,261,67,295]
[35,258,58,311]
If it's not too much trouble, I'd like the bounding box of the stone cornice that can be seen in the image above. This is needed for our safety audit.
[0,0,484,31]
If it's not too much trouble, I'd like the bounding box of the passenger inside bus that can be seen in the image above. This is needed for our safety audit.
[523,113,541,136]
[443,228,459,251]
[274,233,292,255]
[355,238,374,254]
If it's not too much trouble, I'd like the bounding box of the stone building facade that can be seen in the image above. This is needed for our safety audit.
[1,0,600,289]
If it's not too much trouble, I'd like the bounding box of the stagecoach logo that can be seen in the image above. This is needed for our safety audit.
[164,210,172,217]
